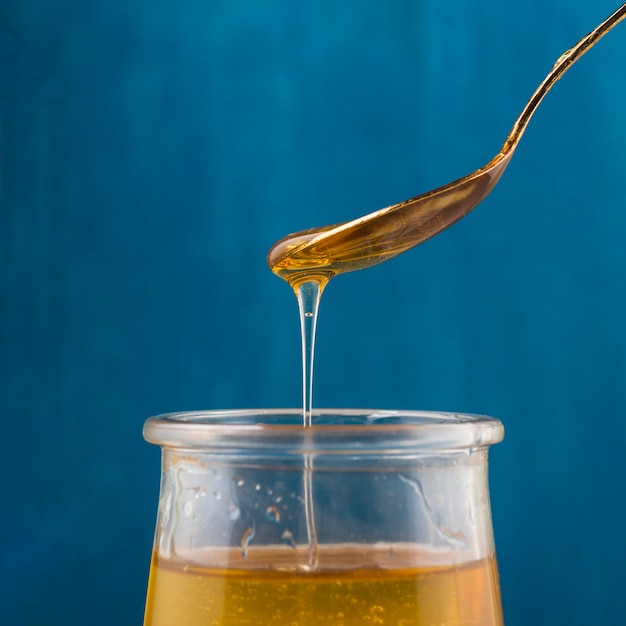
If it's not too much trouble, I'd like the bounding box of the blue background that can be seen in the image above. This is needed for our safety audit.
[1,1,625,624]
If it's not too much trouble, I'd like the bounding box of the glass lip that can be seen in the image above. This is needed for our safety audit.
[143,409,504,454]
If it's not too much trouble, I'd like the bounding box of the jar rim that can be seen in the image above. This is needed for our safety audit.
[143,409,504,454]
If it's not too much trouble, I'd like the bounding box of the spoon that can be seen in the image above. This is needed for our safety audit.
[268,3,626,290]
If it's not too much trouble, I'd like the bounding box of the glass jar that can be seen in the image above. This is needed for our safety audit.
[143,409,504,625]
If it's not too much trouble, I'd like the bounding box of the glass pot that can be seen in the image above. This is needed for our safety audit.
[143,409,504,625]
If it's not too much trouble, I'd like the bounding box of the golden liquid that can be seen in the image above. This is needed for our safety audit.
[144,548,503,626]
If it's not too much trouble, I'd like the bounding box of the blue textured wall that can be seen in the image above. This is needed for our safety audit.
[1,1,625,624]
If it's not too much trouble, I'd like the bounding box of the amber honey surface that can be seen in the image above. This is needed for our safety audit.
[144,546,503,626]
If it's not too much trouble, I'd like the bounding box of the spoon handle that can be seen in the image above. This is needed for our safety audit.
[503,3,626,153]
